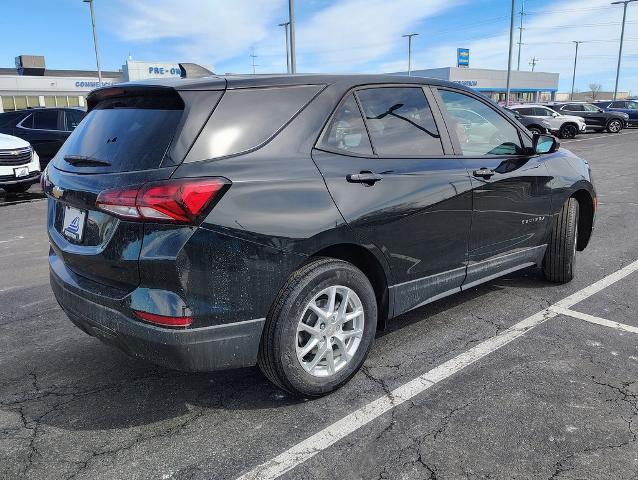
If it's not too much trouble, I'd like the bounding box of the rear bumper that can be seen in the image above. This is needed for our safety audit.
[50,258,265,372]
[0,171,40,186]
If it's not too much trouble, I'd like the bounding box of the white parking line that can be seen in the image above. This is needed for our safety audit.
[550,306,638,335]
[236,259,638,480]
[562,129,638,144]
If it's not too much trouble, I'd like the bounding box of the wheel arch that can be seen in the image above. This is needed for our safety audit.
[571,189,595,251]
[310,243,391,330]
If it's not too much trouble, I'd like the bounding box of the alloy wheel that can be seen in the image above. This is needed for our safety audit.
[296,285,365,377]
[609,120,622,133]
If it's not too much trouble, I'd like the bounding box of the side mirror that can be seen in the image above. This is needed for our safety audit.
[534,133,560,154]
[552,112,559,117]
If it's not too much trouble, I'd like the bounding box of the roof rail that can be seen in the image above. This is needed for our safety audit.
[179,63,215,79]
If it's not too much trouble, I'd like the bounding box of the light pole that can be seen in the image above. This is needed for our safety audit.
[570,41,583,101]
[402,33,419,76]
[288,0,297,74]
[83,0,102,85]
[611,0,637,100]
[505,0,515,105]
[279,22,291,74]
[516,0,525,71]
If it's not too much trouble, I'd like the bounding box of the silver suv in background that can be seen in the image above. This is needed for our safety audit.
[508,104,587,139]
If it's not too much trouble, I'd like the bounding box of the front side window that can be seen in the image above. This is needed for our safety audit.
[627,101,638,110]
[32,110,60,130]
[438,90,523,156]
[583,104,599,112]
[319,94,372,155]
[356,87,443,156]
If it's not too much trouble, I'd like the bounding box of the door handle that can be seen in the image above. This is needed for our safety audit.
[346,171,383,185]
[472,168,495,179]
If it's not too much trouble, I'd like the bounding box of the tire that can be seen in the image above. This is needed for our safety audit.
[606,119,623,133]
[258,257,377,398]
[2,183,31,194]
[543,198,579,283]
[559,124,578,139]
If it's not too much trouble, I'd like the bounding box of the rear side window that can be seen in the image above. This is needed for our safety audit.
[356,87,443,156]
[514,107,533,115]
[53,94,183,173]
[319,94,372,155]
[187,85,322,161]
[564,104,584,111]
[534,107,552,116]
[65,110,85,131]
[32,110,60,130]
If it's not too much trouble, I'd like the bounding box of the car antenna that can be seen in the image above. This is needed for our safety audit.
[179,63,215,79]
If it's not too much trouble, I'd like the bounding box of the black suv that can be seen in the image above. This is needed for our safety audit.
[545,102,627,133]
[0,108,86,168]
[45,75,596,397]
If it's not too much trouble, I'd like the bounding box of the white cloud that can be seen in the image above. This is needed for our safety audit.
[110,0,286,66]
[109,0,463,73]
[410,0,638,92]
[296,0,464,72]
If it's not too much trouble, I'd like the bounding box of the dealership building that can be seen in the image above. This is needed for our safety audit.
[0,56,191,113]
[396,66,560,103]
[1,54,559,112]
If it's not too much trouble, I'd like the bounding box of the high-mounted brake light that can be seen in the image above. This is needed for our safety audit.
[134,311,193,328]
[96,178,229,223]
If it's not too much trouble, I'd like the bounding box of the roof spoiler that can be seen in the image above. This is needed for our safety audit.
[179,63,215,79]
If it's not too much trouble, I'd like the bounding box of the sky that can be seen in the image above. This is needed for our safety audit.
[2,0,637,94]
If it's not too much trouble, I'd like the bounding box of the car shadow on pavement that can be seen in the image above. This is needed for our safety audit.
[18,267,549,432]
[0,186,46,206]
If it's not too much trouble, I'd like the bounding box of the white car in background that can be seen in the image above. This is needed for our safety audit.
[508,104,587,139]
[0,133,40,194]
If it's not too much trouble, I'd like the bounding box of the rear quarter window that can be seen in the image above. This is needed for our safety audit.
[185,85,323,162]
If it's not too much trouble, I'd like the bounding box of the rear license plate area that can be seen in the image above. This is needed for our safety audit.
[62,205,87,242]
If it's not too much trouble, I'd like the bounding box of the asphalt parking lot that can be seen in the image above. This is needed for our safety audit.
[2,130,638,480]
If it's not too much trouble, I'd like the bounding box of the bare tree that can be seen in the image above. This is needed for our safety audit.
[588,83,603,100]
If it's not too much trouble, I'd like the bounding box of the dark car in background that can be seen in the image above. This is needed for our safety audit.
[545,102,628,133]
[593,99,638,127]
[44,74,596,397]
[0,108,86,168]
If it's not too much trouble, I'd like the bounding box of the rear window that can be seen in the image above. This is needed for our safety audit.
[53,94,183,173]
[186,85,323,162]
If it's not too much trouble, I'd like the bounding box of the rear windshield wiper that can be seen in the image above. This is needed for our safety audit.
[63,155,112,167]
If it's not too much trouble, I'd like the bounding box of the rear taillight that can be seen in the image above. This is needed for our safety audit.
[96,178,229,224]
[134,311,193,328]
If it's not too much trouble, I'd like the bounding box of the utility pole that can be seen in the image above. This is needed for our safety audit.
[288,0,297,73]
[611,0,637,100]
[402,33,419,76]
[83,0,102,85]
[516,0,525,71]
[278,22,291,74]
[570,41,583,101]
[505,0,515,105]
[249,48,258,74]
[529,56,539,72]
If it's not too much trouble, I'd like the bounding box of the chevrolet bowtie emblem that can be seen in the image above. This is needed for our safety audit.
[11,150,19,156]
[52,186,64,199]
